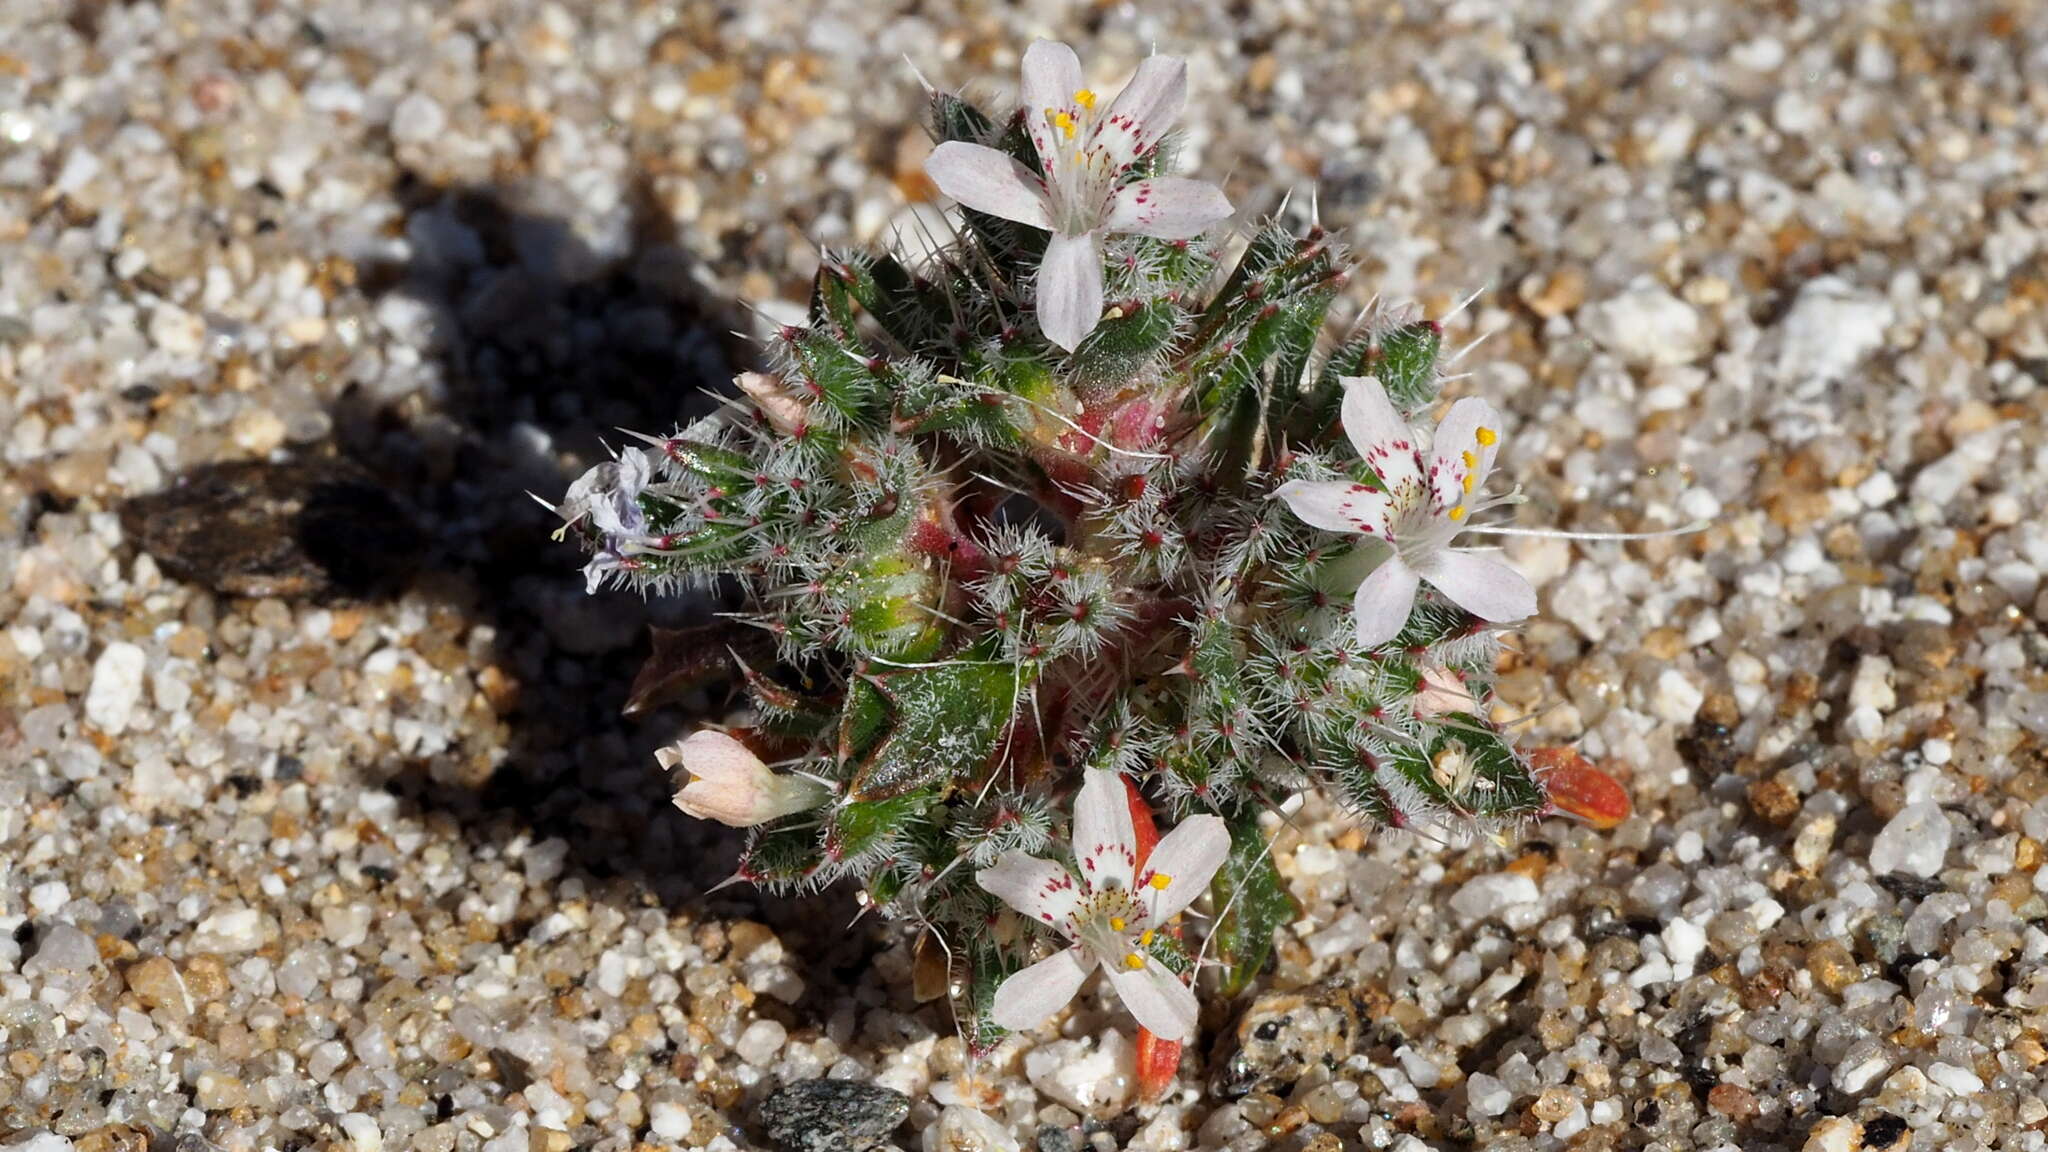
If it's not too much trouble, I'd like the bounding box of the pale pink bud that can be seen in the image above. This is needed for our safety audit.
[1414,664,1477,718]
[736,371,810,436]
[656,730,829,827]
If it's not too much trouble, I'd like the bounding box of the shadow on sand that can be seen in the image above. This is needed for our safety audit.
[120,175,891,989]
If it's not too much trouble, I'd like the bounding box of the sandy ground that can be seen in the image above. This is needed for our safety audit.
[4,1,2047,1149]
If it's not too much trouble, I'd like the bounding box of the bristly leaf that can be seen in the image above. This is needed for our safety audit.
[849,639,1035,801]
[1209,803,1296,996]
[1375,320,1444,412]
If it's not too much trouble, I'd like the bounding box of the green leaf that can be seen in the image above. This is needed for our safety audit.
[849,642,1034,801]
[824,789,933,862]
[1376,320,1444,412]
[739,822,825,889]
[1209,803,1296,996]
[1070,297,1177,399]
[963,932,1023,1057]
[793,328,884,425]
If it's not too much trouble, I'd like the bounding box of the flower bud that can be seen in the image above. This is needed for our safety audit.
[736,371,811,436]
[657,730,830,827]
[1413,664,1476,718]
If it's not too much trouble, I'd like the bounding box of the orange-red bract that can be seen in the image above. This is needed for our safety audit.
[1531,746,1631,829]
[1124,777,1182,1101]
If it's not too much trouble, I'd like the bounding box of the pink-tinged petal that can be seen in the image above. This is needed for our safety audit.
[990,946,1094,1032]
[1417,548,1537,624]
[1106,956,1200,1043]
[925,141,1054,230]
[1138,814,1228,922]
[1105,178,1232,239]
[1425,396,1503,513]
[1352,556,1422,648]
[1020,40,1085,171]
[1091,54,1186,170]
[1073,769,1137,890]
[1037,230,1104,352]
[977,851,1084,929]
[1339,376,1423,493]
[1274,479,1393,540]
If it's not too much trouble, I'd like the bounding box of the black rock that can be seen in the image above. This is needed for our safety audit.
[120,457,423,600]
[758,1078,910,1152]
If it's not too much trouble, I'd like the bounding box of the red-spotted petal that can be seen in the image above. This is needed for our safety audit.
[977,850,1084,929]
[1090,54,1185,169]
[1106,177,1232,239]
[1019,40,1085,173]
[1073,769,1137,890]
[1339,376,1423,493]
[1274,479,1394,539]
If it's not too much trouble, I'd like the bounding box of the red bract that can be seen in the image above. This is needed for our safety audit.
[1532,747,1631,829]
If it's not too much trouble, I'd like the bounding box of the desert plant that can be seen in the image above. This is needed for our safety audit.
[550,40,1587,1054]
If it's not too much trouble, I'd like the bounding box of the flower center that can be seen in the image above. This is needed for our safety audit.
[1073,880,1148,959]
[1037,88,1127,235]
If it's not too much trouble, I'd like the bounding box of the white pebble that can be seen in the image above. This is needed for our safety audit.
[191,906,266,952]
[337,1113,382,1152]
[1582,283,1707,367]
[1776,277,1891,384]
[1662,917,1707,972]
[1650,667,1704,725]
[923,1106,1019,1152]
[85,641,148,735]
[734,1019,787,1066]
[1449,872,1539,924]
[648,1102,692,1142]
[1926,1062,1984,1096]
[1466,1072,1511,1117]
[1869,802,1950,878]
[1024,1031,1134,1116]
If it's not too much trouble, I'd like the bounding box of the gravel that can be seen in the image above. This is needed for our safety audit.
[5,0,2046,1150]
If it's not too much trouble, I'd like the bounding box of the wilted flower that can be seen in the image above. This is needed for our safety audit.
[736,371,811,435]
[976,769,1228,1042]
[658,730,831,827]
[924,40,1233,352]
[1413,663,1476,717]
[1274,376,1536,648]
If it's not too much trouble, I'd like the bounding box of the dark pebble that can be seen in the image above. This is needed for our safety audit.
[758,1078,910,1152]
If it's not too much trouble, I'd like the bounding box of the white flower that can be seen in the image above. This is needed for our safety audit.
[976,769,1228,1043]
[924,40,1233,352]
[1274,376,1537,648]
[657,730,830,827]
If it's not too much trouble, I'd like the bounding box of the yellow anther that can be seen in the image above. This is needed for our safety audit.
[1461,450,1476,469]
[1140,930,1155,946]
[1448,506,1467,521]
[1073,88,1098,110]
[1462,473,1475,494]
[1109,917,1126,931]
[1053,111,1077,139]
[1148,873,1172,890]
[1125,952,1146,970]
[1475,426,1498,447]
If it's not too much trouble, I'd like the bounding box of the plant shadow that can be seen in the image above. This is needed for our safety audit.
[121,174,890,978]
